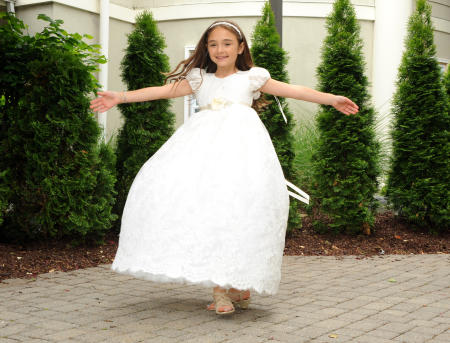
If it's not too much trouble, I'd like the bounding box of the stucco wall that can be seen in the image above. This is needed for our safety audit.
[15,3,53,34]
[283,17,374,124]
[435,31,450,60]
[419,0,450,61]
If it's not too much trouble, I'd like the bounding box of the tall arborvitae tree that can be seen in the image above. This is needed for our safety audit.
[387,0,449,233]
[0,13,117,244]
[251,2,302,233]
[311,0,380,234]
[114,11,175,229]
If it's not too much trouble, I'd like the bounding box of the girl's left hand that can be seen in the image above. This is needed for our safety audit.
[331,95,359,115]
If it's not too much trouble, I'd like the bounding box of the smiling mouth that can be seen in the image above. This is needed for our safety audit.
[216,56,228,59]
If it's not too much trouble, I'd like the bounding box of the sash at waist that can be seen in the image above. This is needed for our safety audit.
[199,98,251,111]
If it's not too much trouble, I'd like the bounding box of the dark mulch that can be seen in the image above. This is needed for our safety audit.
[1,211,448,282]
[284,211,449,257]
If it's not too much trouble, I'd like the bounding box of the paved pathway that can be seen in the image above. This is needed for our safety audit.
[0,255,449,343]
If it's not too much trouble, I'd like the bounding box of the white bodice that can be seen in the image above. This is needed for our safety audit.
[186,67,270,109]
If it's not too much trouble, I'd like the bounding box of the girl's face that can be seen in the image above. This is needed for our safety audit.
[207,26,244,69]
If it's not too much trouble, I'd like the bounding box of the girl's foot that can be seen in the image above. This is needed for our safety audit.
[212,288,235,315]
[207,289,251,311]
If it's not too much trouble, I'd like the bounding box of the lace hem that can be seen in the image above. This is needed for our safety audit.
[111,265,276,296]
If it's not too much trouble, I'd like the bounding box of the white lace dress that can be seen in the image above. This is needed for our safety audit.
[111,67,296,296]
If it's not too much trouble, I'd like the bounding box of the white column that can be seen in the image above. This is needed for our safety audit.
[372,0,412,142]
[98,0,109,141]
[5,0,16,13]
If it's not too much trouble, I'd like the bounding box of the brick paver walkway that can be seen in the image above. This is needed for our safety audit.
[1,255,449,343]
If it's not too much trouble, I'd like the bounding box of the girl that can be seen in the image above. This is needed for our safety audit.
[90,20,358,316]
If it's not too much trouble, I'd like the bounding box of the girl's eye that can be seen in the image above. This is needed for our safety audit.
[208,43,231,47]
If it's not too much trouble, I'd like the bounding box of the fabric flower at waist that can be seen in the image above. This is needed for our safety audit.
[200,97,251,111]
[211,97,229,110]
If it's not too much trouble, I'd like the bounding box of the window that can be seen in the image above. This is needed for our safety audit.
[438,58,449,75]
[184,46,200,122]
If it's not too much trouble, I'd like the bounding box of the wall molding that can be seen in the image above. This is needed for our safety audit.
[10,0,450,34]
[15,0,136,22]
[144,2,376,21]
[433,16,450,33]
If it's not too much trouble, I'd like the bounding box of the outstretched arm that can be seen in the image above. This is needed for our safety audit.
[90,79,193,113]
[259,79,359,115]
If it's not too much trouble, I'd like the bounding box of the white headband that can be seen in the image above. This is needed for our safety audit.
[208,22,242,40]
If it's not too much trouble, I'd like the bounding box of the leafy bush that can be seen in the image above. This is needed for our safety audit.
[0,13,117,244]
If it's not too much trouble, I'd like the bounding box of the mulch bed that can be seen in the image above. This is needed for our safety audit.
[1,211,448,283]
[284,211,449,257]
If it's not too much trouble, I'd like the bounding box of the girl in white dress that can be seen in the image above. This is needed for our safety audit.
[90,20,359,316]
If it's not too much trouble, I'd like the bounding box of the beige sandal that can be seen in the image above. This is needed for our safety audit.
[230,290,251,309]
[212,290,235,315]
[207,289,250,311]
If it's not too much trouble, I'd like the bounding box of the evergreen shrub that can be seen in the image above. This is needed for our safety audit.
[311,0,380,234]
[387,0,449,233]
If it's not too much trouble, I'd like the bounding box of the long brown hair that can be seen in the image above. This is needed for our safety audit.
[163,20,270,112]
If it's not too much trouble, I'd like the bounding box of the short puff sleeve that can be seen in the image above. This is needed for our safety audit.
[185,67,203,93]
[249,67,271,100]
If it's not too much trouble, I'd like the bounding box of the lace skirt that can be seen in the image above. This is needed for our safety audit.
[111,104,290,296]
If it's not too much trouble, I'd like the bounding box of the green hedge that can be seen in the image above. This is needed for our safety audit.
[0,13,117,244]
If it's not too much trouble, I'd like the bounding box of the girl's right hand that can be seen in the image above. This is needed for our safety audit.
[90,91,121,113]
